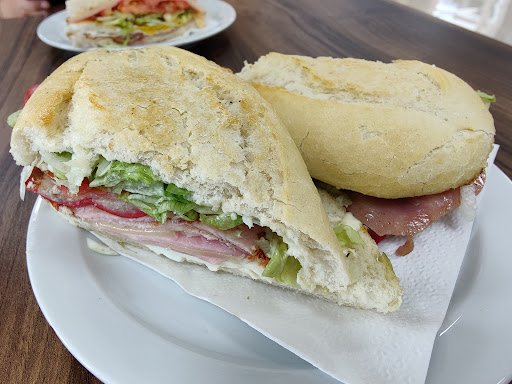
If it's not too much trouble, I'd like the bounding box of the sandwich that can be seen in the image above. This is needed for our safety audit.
[9,46,402,312]
[238,53,496,255]
[65,0,206,48]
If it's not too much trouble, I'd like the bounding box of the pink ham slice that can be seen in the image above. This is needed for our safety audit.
[347,172,485,255]
[73,205,266,265]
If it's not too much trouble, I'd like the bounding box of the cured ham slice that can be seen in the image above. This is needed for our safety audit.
[347,172,485,255]
[73,205,267,266]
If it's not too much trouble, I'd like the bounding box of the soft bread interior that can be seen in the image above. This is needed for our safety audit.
[238,53,495,198]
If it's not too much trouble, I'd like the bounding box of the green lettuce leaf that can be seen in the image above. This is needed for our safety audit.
[476,90,496,103]
[90,158,159,187]
[199,213,243,230]
[165,183,191,197]
[58,154,251,228]
[56,151,72,160]
[476,90,496,108]
[112,180,165,196]
[39,151,73,180]
[121,193,198,223]
[262,239,302,286]
[88,156,200,222]
[7,110,21,128]
[334,224,364,249]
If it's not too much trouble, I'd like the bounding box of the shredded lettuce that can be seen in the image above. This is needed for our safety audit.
[95,10,193,45]
[262,239,302,286]
[90,158,159,187]
[112,180,165,196]
[199,213,243,230]
[84,156,244,226]
[476,90,496,108]
[121,193,198,223]
[56,151,72,159]
[165,183,191,197]
[476,90,496,103]
[7,110,21,128]
[38,151,73,180]
[334,224,364,248]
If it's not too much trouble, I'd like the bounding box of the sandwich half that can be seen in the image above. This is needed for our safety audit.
[9,46,402,312]
[65,0,206,48]
[238,53,495,255]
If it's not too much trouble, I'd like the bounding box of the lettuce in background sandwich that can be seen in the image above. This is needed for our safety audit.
[9,47,402,312]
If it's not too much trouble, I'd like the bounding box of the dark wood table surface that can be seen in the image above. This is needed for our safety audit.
[1,0,511,383]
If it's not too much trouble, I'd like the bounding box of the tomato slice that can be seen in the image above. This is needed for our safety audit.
[26,169,147,219]
[367,228,386,244]
[23,84,40,106]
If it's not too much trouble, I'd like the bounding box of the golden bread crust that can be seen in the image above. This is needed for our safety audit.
[239,53,495,198]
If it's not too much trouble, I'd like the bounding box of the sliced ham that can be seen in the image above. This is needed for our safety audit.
[347,172,485,255]
[73,205,267,266]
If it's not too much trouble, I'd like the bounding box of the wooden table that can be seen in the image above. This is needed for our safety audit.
[0,0,511,383]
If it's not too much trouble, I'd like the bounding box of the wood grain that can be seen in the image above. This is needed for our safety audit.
[0,1,511,383]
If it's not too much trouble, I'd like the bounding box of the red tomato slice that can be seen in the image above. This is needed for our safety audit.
[23,84,40,106]
[367,228,386,244]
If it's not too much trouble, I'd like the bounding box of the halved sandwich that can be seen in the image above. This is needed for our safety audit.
[238,53,496,255]
[9,47,402,312]
[65,0,206,47]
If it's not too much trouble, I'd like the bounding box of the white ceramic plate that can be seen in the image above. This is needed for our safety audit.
[36,0,236,52]
[26,164,512,384]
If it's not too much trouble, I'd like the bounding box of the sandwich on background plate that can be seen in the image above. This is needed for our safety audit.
[65,0,206,48]
[238,53,496,255]
[8,46,402,312]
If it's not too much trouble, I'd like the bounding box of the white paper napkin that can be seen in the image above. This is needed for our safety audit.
[93,146,498,384]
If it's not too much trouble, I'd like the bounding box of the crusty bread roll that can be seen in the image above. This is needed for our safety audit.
[238,53,495,198]
[10,47,402,312]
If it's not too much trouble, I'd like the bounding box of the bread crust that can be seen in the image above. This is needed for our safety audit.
[65,0,118,21]
[239,54,495,198]
[10,47,353,290]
